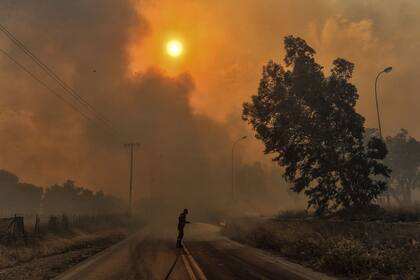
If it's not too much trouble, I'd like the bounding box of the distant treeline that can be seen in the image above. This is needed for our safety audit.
[0,170,124,215]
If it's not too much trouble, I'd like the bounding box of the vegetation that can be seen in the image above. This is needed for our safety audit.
[0,169,123,216]
[385,129,420,206]
[243,36,390,214]
[43,180,123,215]
[223,214,420,279]
[0,228,127,279]
[0,170,43,215]
[0,212,130,279]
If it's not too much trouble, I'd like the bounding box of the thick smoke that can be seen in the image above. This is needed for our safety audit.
[0,0,283,217]
[136,0,419,139]
[0,0,144,192]
[2,0,416,216]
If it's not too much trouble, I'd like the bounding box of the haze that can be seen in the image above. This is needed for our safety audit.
[0,0,418,213]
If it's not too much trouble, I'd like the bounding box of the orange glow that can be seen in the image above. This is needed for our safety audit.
[128,1,239,120]
[166,40,183,57]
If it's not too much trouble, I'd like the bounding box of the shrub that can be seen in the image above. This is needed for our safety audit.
[223,217,420,278]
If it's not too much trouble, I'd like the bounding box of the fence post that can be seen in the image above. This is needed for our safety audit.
[34,215,40,236]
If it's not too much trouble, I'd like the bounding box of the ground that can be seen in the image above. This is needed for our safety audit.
[0,228,127,280]
[222,214,420,279]
[2,214,418,279]
[54,222,334,280]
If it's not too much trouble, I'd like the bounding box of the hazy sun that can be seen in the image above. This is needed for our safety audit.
[166,40,183,57]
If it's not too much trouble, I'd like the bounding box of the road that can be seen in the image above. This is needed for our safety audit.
[55,223,335,280]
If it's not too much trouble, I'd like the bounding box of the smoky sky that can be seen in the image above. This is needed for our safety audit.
[135,0,419,138]
[0,0,418,212]
[0,0,235,211]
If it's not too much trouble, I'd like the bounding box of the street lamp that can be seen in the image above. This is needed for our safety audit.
[374,66,393,138]
[231,136,247,203]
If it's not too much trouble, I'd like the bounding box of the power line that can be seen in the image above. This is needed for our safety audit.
[0,23,114,130]
[0,47,121,140]
[0,24,114,130]
[0,24,123,141]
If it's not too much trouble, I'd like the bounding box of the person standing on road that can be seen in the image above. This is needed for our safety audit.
[176,208,190,248]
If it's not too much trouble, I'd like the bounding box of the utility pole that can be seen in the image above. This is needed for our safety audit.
[231,136,247,204]
[125,142,140,217]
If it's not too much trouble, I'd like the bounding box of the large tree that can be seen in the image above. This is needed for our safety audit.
[385,129,420,205]
[243,36,390,214]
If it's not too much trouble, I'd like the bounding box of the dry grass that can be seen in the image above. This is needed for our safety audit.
[223,213,420,279]
[0,228,127,269]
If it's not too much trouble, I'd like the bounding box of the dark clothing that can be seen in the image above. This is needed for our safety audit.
[176,212,189,248]
[178,212,189,230]
[177,228,184,244]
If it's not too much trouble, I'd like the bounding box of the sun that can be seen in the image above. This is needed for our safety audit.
[166,40,183,57]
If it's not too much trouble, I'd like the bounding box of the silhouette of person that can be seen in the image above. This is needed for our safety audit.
[176,208,190,248]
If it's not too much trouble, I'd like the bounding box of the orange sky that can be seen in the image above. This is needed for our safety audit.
[130,0,419,138]
[0,0,418,200]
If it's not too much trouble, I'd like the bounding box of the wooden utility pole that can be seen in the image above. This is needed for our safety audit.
[125,142,140,217]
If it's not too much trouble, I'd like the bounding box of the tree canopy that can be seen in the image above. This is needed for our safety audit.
[0,170,43,215]
[243,35,390,214]
[43,180,123,215]
[0,169,123,216]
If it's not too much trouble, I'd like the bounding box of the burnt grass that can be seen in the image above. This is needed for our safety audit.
[0,229,128,280]
[222,210,420,279]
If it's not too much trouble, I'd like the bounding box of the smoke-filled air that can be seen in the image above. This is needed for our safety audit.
[0,1,419,279]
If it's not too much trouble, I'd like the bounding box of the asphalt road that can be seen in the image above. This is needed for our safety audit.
[55,223,336,280]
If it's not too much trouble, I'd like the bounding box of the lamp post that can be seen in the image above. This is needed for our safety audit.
[231,136,247,203]
[374,67,392,205]
[374,66,393,138]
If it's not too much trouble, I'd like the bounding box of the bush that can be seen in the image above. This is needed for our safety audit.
[223,217,420,278]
